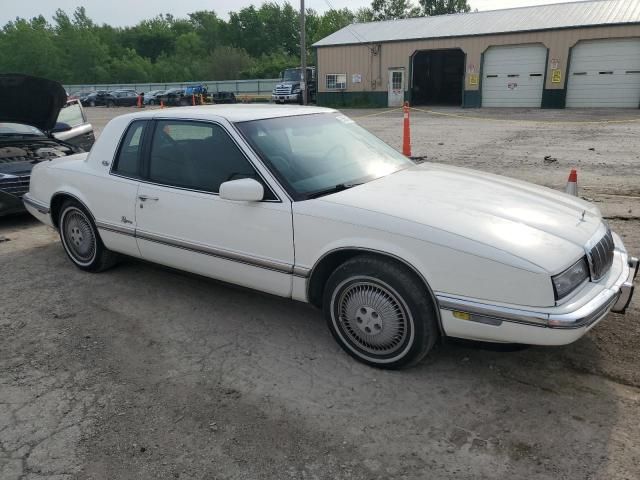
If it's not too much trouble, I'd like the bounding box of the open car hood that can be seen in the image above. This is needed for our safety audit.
[0,74,67,132]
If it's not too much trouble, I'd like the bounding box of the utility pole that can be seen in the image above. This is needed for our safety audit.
[300,0,307,105]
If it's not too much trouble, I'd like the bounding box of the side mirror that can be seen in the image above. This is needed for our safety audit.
[51,122,72,133]
[219,178,264,202]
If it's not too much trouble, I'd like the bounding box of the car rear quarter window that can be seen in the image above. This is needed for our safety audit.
[147,120,274,199]
[113,120,147,178]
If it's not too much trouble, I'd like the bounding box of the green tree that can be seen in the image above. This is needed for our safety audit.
[0,16,61,80]
[369,0,421,20]
[52,8,110,83]
[310,8,354,44]
[0,4,384,84]
[188,10,224,53]
[206,46,253,80]
[419,0,471,15]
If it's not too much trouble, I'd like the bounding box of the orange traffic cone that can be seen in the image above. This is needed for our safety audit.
[565,169,578,196]
[402,101,411,157]
[136,95,142,108]
[192,94,196,106]
[160,100,164,109]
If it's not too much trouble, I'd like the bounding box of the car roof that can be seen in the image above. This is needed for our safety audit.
[117,104,338,123]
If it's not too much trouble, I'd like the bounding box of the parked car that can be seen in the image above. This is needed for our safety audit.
[211,91,237,104]
[0,74,95,216]
[103,90,139,107]
[80,90,109,107]
[158,88,186,106]
[144,90,165,105]
[23,106,637,368]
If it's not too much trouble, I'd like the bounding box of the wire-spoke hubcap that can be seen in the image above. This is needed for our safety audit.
[63,209,96,264]
[336,280,410,357]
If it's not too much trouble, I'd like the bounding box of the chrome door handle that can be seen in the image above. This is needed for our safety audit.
[138,195,159,202]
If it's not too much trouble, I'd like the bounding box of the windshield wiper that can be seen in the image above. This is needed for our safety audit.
[306,183,363,199]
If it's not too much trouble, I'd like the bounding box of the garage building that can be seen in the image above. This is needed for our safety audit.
[312,0,640,108]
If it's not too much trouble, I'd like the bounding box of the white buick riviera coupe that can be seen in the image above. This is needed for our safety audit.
[24,105,637,368]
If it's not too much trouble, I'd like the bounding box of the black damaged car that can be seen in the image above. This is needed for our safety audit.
[0,74,95,216]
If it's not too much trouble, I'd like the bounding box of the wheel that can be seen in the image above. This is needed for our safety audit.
[148,99,155,105]
[89,100,96,107]
[323,255,438,369]
[58,200,118,272]
[107,100,115,108]
[179,98,189,106]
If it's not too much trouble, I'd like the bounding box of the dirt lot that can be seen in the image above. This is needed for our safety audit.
[1,106,639,479]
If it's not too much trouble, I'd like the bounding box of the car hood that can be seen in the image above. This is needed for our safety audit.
[0,74,67,132]
[319,163,603,272]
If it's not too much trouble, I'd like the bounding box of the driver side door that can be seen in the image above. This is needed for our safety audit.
[134,119,295,297]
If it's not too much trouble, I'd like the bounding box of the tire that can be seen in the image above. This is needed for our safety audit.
[179,98,189,106]
[58,200,118,272]
[148,99,155,105]
[107,100,115,108]
[323,255,438,369]
[89,100,96,107]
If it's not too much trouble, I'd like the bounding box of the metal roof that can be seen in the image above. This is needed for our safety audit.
[313,0,640,47]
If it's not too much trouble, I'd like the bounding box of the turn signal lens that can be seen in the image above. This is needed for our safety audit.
[452,311,471,320]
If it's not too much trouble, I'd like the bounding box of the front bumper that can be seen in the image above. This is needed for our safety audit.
[272,94,299,103]
[438,241,637,345]
[22,193,54,227]
[614,256,638,313]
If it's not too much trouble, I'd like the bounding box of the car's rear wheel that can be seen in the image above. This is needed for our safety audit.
[179,98,189,106]
[323,255,438,369]
[107,100,115,108]
[148,99,155,105]
[89,100,96,107]
[59,200,118,272]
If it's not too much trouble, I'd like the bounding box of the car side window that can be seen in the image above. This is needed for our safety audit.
[113,120,147,178]
[148,120,274,199]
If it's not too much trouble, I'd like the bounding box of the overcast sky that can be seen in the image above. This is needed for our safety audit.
[2,0,589,26]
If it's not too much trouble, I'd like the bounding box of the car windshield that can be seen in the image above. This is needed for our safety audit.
[282,69,300,82]
[236,113,414,199]
[0,123,45,137]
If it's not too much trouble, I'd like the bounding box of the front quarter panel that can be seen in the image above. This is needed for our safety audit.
[293,201,554,307]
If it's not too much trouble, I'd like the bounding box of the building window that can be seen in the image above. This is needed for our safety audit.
[326,73,347,90]
[391,71,403,90]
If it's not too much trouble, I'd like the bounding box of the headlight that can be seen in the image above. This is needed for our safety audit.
[272,89,277,94]
[552,257,589,300]
[292,88,301,94]
[0,173,17,179]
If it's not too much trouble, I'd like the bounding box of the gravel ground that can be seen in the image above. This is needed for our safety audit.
[1,106,639,480]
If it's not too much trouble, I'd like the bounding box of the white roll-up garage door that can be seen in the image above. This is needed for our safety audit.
[566,39,640,108]
[482,44,547,107]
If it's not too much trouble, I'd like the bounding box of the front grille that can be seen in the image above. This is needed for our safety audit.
[0,175,30,197]
[0,156,29,164]
[587,229,615,281]
[275,85,292,95]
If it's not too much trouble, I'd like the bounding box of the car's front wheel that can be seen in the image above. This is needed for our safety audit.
[59,200,117,272]
[323,255,439,369]
[148,99,155,105]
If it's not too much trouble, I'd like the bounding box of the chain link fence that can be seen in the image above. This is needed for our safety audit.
[64,79,279,96]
